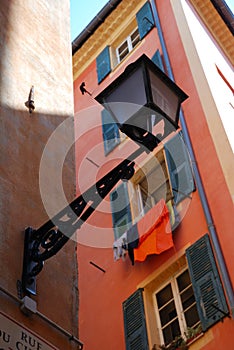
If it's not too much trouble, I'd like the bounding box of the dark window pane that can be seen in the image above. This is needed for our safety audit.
[156,284,173,308]
[177,270,191,292]
[131,29,139,41]
[119,41,128,52]
[181,286,195,310]
[159,300,177,327]
[163,319,181,345]
[119,50,129,61]
[118,41,129,61]
[131,29,140,48]
[184,304,200,328]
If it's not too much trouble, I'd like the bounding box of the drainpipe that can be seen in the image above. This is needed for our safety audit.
[150,0,234,317]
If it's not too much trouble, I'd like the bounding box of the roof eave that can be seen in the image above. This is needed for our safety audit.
[72,0,122,55]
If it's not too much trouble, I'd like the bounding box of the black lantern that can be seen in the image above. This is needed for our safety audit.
[95,54,188,151]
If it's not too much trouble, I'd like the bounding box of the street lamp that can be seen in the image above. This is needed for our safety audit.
[95,54,188,151]
[21,54,188,296]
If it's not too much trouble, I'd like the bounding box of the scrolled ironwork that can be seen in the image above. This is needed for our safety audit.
[22,147,144,295]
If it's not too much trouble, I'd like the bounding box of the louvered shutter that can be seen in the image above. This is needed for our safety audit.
[151,50,164,72]
[123,289,149,350]
[101,109,120,155]
[165,132,195,203]
[136,2,154,40]
[110,182,132,239]
[186,234,229,331]
[96,46,111,84]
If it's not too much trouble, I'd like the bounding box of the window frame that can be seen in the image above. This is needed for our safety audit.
[132,147,172,217]
[116,27,140,64]
[153,268,200,346]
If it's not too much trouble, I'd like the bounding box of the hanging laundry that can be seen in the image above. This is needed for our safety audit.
[134,199,173,262]
[113,232,127,261]
[167,200,180,231]
[126,223,139,265]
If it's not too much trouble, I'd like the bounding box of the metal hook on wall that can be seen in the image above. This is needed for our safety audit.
[25,85,35,113]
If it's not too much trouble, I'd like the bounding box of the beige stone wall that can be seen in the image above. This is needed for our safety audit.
[0,1,79,348]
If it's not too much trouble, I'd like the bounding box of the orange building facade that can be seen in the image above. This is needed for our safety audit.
[0,1,82,349]
[72,1,234,349]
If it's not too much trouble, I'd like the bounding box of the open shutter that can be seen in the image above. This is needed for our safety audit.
[123,289,149,350]
[165,132,195,203]
[186,234,229,332]
[96,46,111,83]
[136,2,154,40]
[110,182,132,239]
[101,109,120,155]
[151,50,164,72]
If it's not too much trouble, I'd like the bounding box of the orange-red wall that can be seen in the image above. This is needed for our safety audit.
[73,1,234,349]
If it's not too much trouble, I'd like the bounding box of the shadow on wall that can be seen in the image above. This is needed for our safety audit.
[0,104,76,328]
[0,1,11,102]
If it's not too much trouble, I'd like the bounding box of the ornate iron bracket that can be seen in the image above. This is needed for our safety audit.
[22,147,144,295]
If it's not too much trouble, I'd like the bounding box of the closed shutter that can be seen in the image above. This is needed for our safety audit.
[123,289,149,350]
[136,2,154,40]
[186,234,229,332]
[96,46,111,84]
[151,49,164,72]
[165,132,195,203]
[101,109,120,155]
[110,182,132,239]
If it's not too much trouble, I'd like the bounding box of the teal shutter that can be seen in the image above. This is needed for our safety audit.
[165,132,195,203]
[110,182,132,239]
[101,109,120,155]
[96,46,111,83]
[186,234,229,332]
[151,49,164,72]
[123,289,149,350]
[136,2,154,40]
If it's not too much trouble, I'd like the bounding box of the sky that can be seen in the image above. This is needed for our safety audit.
[70,0,108,41]
[70,0,234,42]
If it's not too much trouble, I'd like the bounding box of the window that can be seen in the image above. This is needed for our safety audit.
[96,2,155,83]
[116,28,140,64]
[155,269,200,346]
[122,235,229,350]
[123,289,149,350]
[136,2,154,40]
[186,234,229,331]
[136,148,171,215]
[110,133,195,237]
[96,46,111,84]
[101,108,120,155]
[110,182,132,239]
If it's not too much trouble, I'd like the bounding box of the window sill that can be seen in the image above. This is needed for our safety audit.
[111,40,142,73]
[186,332,204,348]
[158,333,203,350]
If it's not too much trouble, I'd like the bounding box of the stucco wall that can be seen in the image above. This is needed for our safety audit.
[0,1,78,348]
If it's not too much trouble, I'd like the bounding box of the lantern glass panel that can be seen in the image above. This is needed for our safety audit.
[148,68,180,123]
[101,67,147,125]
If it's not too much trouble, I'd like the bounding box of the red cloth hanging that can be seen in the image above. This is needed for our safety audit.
[134,199,173,262]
